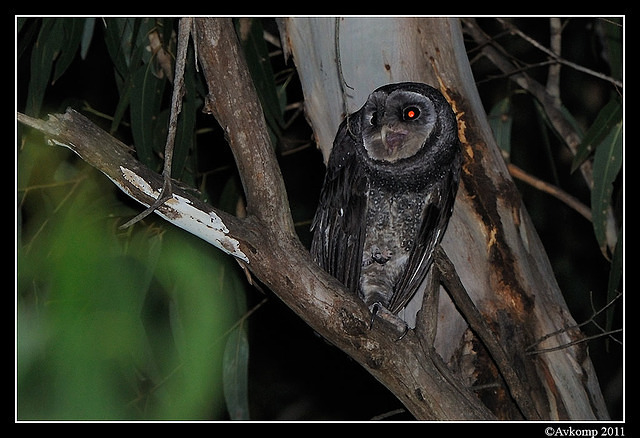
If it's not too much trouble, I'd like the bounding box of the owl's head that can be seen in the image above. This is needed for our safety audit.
[358,82,453,163]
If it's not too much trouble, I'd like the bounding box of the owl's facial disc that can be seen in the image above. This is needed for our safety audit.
[362,90,437,163]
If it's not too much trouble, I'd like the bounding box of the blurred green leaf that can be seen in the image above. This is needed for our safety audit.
[153,231,241,419]
[223,326,251,420]
[572,97,622,173]
[18,149,147,419]
[488,96,512,160]
[590,119,622,256]
[17,134,245,419]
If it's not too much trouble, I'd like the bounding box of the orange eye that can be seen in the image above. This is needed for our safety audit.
[403,106,420,121]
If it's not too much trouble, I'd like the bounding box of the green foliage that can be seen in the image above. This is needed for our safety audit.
[16,16,271,419]
[16,16,300,420]
[24,18,82,117]
[222,326,251,420]
[18,16,622,420]
[590,108,622,257]
[488,96,513,159]
[17,134,249,419]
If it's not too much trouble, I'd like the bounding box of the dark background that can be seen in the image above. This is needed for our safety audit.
[16,17,623,420]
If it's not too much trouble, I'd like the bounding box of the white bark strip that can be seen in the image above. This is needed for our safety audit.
[118,166,249,263]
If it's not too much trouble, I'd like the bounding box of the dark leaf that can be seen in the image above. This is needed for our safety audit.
[130,64,166,168]
[571,97,622,173]
[51,18,84,85]
[104,18,156,134]
[222,325,250,420]
[26,19,65,117]
[80,18,96,60]
[599,18,623,82]
[605,231,622,337]
[488,96,512,160]
[590,120,622,257]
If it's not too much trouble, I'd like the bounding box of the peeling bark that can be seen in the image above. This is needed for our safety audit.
[18,17,610,420]
[279,17,609,420]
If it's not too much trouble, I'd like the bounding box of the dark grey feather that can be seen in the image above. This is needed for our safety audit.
[311,82,461,321]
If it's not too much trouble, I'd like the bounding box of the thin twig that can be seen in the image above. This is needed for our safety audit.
[496,18,622,89]
[120,18,192,229]
[546,18,562,106]
[462,18,594,189]
[526,291,622,354]
[526,329,622,355]
[370,409,406,421]
[507,163,592,221]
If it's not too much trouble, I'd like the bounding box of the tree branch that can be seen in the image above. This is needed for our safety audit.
[435,247,541,420]
[496,18,622,89]
[507,163,592,221]
[17,17,497,420]
[17,109,252,263]
[461,18,593,185]
[192,18,295,239]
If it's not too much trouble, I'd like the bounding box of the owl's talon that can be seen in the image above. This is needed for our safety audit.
[369,302,381,329]
[310,82,460,341]
[369,302,409,340]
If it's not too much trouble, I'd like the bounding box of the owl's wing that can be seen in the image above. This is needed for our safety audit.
[310,119,368,294]
[387,159,461,314]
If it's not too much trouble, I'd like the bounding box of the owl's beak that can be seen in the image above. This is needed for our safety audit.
[381,125,408,154]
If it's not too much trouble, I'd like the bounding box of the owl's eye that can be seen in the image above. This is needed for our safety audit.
[403,106,420,121]
[369,111,378,126]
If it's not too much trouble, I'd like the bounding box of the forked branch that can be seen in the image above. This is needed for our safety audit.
[17,17,498,421]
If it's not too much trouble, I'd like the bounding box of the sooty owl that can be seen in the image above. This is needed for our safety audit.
[310,82,461,327]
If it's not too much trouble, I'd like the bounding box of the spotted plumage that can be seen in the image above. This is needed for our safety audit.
[311,82,461,324]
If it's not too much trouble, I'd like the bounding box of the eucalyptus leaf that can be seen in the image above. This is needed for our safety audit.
[80,18,96,60]
[105,18,158,133]
[51,18,84,84]
[172,44,199,182]
[102,18,134,81]
[599,18,623,82]
[590,120,622,256]
[488,96,512,160]
[130,64,166,168]
[572,97,622,173]
[223,326,250,420]
[26,19,64,117]
[605,231,622,336]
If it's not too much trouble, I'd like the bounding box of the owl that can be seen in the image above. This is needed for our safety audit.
[310,82,461,328]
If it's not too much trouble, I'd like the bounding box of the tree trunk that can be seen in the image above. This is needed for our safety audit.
[18,17,609,420]
[278,17,609,420]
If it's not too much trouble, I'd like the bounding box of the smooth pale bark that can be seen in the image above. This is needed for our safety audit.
[18,17,609,420]
[279,17,609,420]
